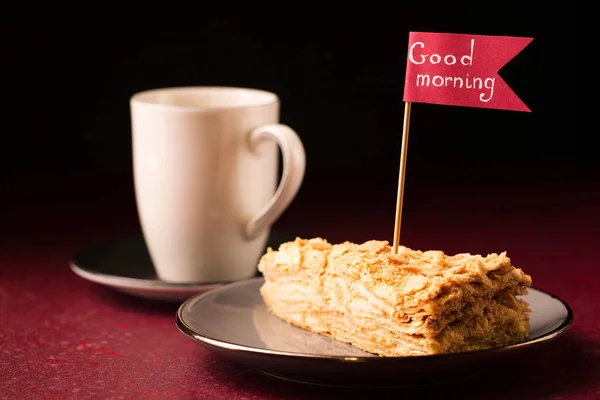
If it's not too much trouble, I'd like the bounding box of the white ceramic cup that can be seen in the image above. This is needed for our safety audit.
[130,87,306,283]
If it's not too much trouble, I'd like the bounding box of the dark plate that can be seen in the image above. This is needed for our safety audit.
[176,277,573,387]
[70,232,297,301]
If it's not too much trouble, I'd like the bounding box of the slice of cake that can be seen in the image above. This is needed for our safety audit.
[257,237,532,357]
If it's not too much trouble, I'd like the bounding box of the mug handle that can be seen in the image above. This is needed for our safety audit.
[245,124,306,240]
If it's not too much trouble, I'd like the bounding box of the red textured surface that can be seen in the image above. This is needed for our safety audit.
[1,168,599,399]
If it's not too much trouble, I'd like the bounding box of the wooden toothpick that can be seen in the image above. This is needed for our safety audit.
[392,101,412,254]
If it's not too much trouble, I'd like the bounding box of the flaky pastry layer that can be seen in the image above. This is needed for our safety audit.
[258,237,532,356]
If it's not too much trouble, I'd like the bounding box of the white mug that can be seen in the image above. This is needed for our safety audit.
[130,87,306,283]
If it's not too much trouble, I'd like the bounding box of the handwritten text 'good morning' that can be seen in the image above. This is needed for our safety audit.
[409,39,495,103]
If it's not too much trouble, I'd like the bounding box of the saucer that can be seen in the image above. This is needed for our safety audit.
[176,277,574,388]
[70,232,296,302]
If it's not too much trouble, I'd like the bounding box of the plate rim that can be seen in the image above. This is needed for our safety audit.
[69,262,224,292]
[176,277,574,361]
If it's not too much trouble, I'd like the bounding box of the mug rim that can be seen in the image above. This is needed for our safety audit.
[130,86,279,111]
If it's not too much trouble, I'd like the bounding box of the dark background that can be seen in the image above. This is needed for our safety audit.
[2,6,585,207]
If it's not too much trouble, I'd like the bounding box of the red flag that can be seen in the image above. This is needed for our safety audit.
[403,32,533,112]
